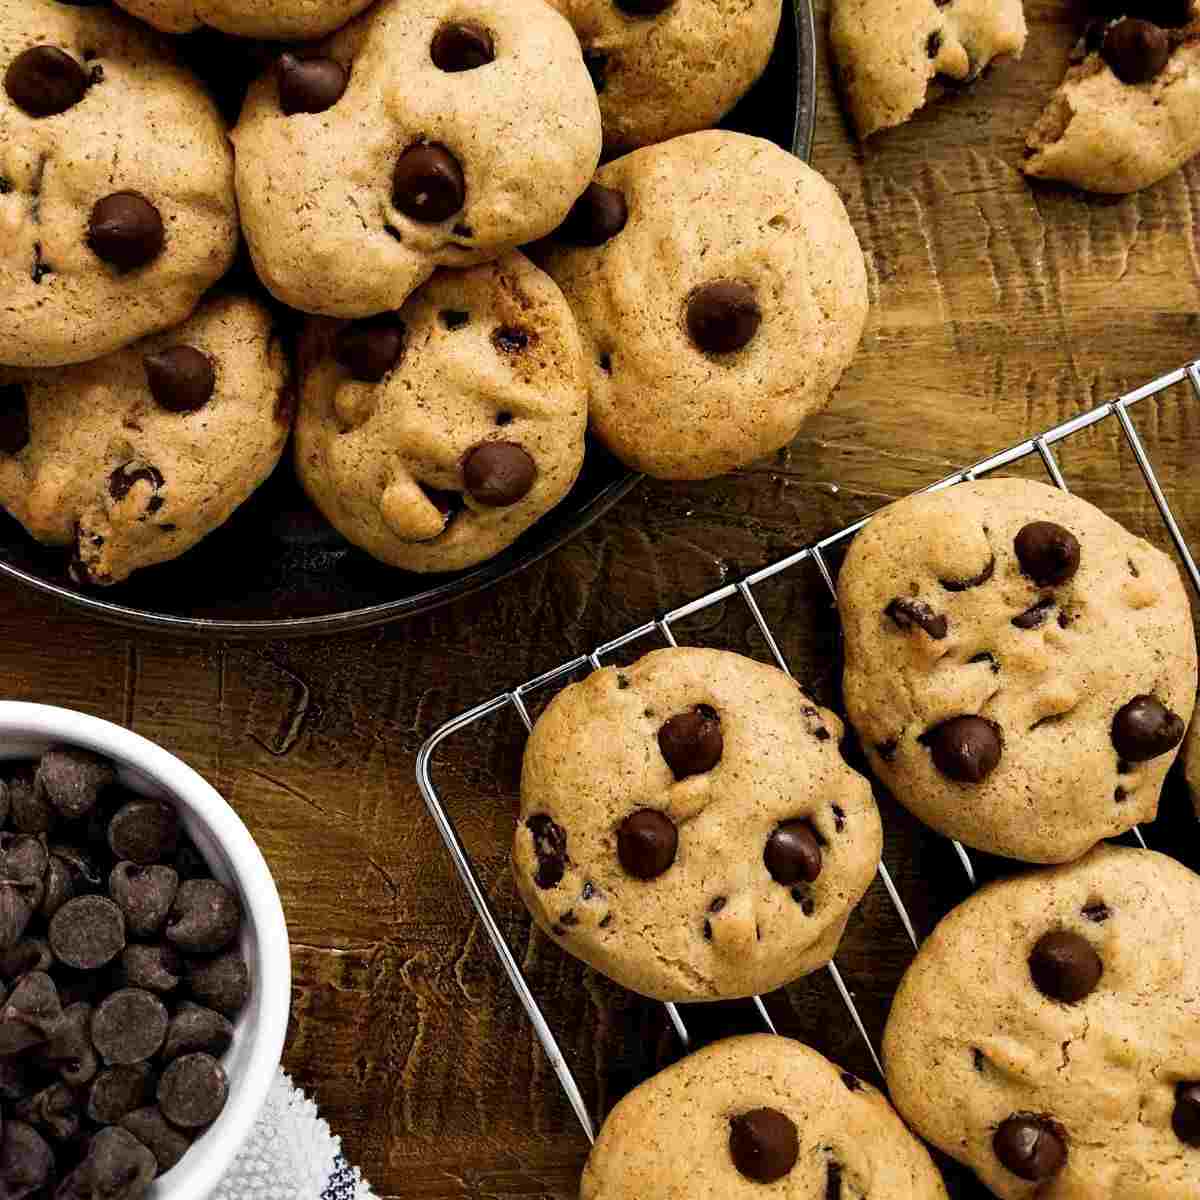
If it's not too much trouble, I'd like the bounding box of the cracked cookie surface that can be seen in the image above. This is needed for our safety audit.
[884,846,1200,1199]
[294,250,587,573]
[583,1033,948,1199]
[839,477,1196,863]
[113,0,376,40]
[0,293,289,585]
[0,0,237,367]
[232,0,601,319]
[513,648,882,1002]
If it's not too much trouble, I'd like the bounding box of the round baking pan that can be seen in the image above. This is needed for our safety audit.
[0,1,818,637]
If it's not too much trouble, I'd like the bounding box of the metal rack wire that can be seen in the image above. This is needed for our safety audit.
[415,358,1200,1143]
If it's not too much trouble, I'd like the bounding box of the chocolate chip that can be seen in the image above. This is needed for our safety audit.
[876,737,899,762]
[1103,18,1170,84]
[440,309,469,330]
[940,554,996,592]
[0,1057,33,1103]
[117,943,182,996]
[107,800,178,865]
[16,1081,80,1141]
[109,863,178,938]
[728,1108,799,1183]
[108,463,163,504]
[5,764,52,833]
[163,1002,233,1063]
[333,315,406,383]
[0,384,30,456]
[617,0,675,12]
[463,441,536,507]
[59,1126,156,1200]
[840,1071,861,1092]
[92,989,168,1065]
[993,1114,1067,1180]
[556,182,628,246]
[186,949,248,1018]
[764,820,823,885]
[658,705,722,779]
[0,937,51,980]
[686,281,761,354]
[885,597,948,639]
[0,832,47,885]
[158,1052,228,1129]
[709,896,726,913]
[832,804,846,832]
[1173,1083,1200,1146]
[143,346,215,414]
[120,1106,191,1174]
[37,746,114,821]
[87,193,164,272]
[0,973,61,1056]
[492,326,530,353]
[825,1162,842,1199]
[87,1064,154,1124]
[921,716,1002,782]
[1081,900,1111,922]
[166,878,240,954]
[49,843,104,891]
[392,144,465,223]
[583,50,608,92]
[1014,521,1080,587]
[0,1122,53,1198]
[49,895,126,970]
[276,52,347,115]
[1111,695,1185,762]
[526,815,567,889]
[0,883,35,949]
[1140,0,1194,25]
[39,1001,97,1086]
[431,22,495,70]
[927,29,943,56]
[1012,597,1056,630]
[617,810,677,879]
[6,46,89,117]
[1029,930,1102,1003]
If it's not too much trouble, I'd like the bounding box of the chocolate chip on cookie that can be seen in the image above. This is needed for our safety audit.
[1111,695,1185,762]
[158,1052,229,1128]
[1014,521,1081,587]
[940,554,996,592]
[1012,597,1055,629]
[277,52,348,115]
[686,281,761,354]
[728,1108,799,1183]
[5,46,89,118]
[764,820,822,885]
[0,385,30,456]
[49,895,126,970]
[617,810,677,879]
[920,716,1002,783]
[431,23,495,71]
[1029,930,1102,1002]
[1102,18,1170,85]
[993,1114,1067,1180]
[658,705,722,779]
[462,442,536,507]
[144,346,216,414]
[392,144,465,223]
[334,316,406,383]
[1173,1083,1200,1146]
[108,464,164,509]
[556,182,628,246]
[885,597,947,639]
[87,193,165,272]
[526,815,568,889]
[616,0,676,13]
[93,988,169,1065]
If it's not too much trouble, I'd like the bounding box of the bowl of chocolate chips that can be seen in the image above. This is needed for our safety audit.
[0,703,290,1200]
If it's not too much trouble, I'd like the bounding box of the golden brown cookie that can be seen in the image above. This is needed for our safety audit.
[884,845,1200,1199]
[113,0,376,40]
[839,477,1197,863]
[0,1,237,368]
[0,294,289,586]
[584,1034,948,1199]
[514,648,882,1002]
[537,131,868,481]
[294,251,587,573]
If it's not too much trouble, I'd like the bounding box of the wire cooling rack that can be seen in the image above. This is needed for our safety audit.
[416,358,1200,1143]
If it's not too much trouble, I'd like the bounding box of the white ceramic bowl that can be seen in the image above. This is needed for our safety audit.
[0,702,291,1200]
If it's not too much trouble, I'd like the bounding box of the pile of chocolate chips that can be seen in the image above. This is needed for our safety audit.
[0,745,248,1199]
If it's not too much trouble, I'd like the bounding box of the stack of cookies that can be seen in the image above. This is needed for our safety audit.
[0,0,869,585]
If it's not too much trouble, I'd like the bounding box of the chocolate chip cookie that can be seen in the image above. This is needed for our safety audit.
[545,0,782,151]
[537,131,868,481]
[295,251,587,573]
[113,0,376,40]
[840,478,1196,863]
[0,293,290,586]
[514,648,882,1001]
[583,1034,948,1199]
[0,1,238,367]
[884,845,1200,1198]
[831,0,1026,138]
[1024,6,1200,193]
[232,0,602,319]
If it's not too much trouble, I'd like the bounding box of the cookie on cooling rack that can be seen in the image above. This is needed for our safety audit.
[583,1034,948,1199]
[513,648,882,1002]
[536,131,868,481]
[831,0,1026,138]
[232,0,601,319]
[1024,4,1200,194]
[295,251,587,573]
[113,0,376,39]
[0,1,237,367]
[839,477,1196,863]
[884,845,1200,1199]
[0,293,289,586]
[544,0,782,151]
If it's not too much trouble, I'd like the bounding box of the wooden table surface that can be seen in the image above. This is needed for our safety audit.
[3,2,1200,1196]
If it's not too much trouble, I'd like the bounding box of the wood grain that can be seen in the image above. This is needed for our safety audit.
[1,2,1199,1195]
